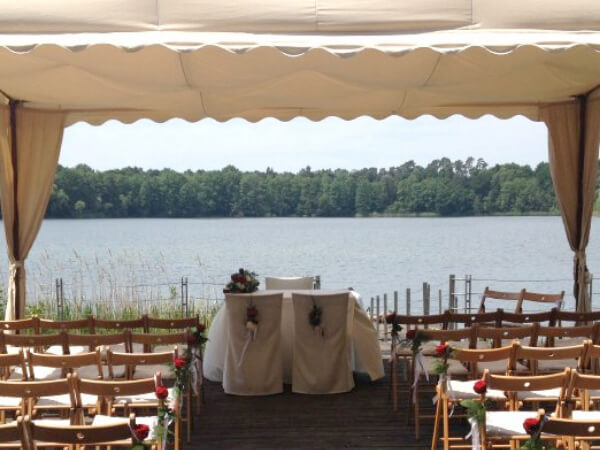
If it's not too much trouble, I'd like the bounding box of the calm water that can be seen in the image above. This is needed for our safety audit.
[0,216,598,313]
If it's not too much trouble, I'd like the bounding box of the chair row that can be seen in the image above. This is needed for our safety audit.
[0,372,179,449]
[389,307,600,330]
[0,314,201,334]
[436,368,600,449]
[477,286,564,314]
[0,328,190,356]
[398,331,600,440]
[0,348,196,445]
[0,414,144,449]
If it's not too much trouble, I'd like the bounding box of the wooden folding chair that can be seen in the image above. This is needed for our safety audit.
[38,317,94,334]
[130,331,187,355]
[516,342,588,376]
[146,316,199,332]
[0,350,27,382]
[432,342,518,450]
[390,313,450,410]
[24,412,147,449]
[0,417,27,450]
[557,310,600,326]
[538,323,600,349]
[479,369,570,449]
[0,377,76,422]
[477,287,523,314]
[410,327,475,440]
[0,317,39,335]
[78,374,179,449]
[107,348,177,380]
[541,415,600,450]
[447,310,503,328]
[92,317,146,333]
[475,323,538,349]
[501,310,556,327]
[0,351,28,424]
[516,289,564,314]
[0,331,68,355]
[106,349,191,442]
[65,331,131,379]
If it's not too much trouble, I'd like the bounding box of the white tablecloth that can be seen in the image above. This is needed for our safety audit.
[203,290,384,384]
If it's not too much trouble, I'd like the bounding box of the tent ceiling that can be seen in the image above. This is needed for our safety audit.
[1,1,600,124]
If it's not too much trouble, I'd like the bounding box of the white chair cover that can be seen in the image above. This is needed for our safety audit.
[265,276,314,290]
[291,292,354,394]
[223,293,284,396]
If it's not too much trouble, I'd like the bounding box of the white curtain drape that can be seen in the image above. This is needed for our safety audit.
[0,102,65,320]
[540,90,600,312]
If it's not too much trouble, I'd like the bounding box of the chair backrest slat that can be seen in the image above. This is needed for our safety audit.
[478,287,523,313]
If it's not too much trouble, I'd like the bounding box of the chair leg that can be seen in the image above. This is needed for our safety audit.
[392,358,398,411]
[442,395,451,450]
[414,383,420,440]
[186,392,192,443]
[431,386,442,450]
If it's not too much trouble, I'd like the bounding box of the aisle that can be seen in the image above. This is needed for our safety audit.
[191,362,432,449]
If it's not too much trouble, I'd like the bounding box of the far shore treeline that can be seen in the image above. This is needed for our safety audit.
[44,158,600,218]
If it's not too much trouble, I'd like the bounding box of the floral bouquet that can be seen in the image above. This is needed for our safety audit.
[223,268,260,293]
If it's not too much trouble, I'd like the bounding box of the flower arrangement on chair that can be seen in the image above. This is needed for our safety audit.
[223,268,260,293]
[520,415,556,450]
[131,423,150,450]
[153,384,177,447]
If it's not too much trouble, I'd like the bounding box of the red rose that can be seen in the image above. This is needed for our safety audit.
[155,385,169,400]
[187,334,198,346]
[406,329,416,340]
[197,323,206,333]
[523,417,541,435]
[473,380,487,395]
[133,423,149,441]
[247,306,258,318]
[174,358,186,370]
[436,344,449,357]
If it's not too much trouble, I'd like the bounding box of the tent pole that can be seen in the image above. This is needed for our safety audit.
[9,100,21,319]
[574,94,587,311]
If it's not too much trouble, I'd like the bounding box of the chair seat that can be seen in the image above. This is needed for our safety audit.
[73,366,103,380]
[32,418,71,426]
[113,387,174,406]
[30,366,64,380]
[0,396,22,408]
[132,364,174,379]
[516,387,562,400]
[476,359,528,375]
[486,411,540,437]
[446,379,505,400]
[572,411,600,420]
[35,393,72,408]
[536,359,580,372]
[92,414,158,441]
[422,357,469,376]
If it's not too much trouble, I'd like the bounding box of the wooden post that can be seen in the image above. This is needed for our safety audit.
[394,290,398,314]
[376,295,380,338]
[383,293,388,343]
[438,289,442,314]
[370,297,374,322]
[423,282,430,329]
[449,274,456,330]
[406,288,411,316]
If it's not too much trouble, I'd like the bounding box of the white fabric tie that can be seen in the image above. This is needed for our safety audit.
[191,350,203,395]
[411,350,428,403]
[466,418,481,450]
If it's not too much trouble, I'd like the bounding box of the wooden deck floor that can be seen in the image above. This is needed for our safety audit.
[190,362,436,449]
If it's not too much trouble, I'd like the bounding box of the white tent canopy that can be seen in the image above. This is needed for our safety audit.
[0,1,600,318]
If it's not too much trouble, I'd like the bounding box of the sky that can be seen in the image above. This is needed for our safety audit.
[59,115,549,172]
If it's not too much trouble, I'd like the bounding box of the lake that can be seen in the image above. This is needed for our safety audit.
[0,216,598,314]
